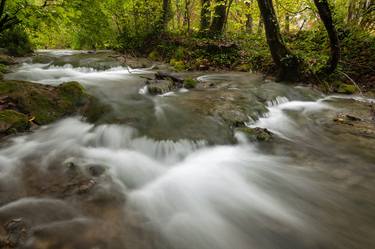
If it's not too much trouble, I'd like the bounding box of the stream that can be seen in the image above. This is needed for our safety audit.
[0,50,374,249]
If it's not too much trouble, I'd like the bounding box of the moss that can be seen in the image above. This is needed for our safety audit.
[174,47,186,60]
[235,63,251,72]
[183,78,198,89]
[170,59,186,71]
[57,81,86,106]
[0,64,7,74]
[148,50,160,61]
[0,110,29,135]
[337,84,357,94]
[237,127,273,142]
[0,80,108,126]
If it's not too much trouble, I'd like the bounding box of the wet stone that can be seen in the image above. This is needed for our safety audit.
[87,164,106,177]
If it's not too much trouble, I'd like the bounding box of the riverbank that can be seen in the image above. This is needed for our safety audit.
[118,29,375,94]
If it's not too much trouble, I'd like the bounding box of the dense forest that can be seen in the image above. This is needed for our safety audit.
[0,0,374,90]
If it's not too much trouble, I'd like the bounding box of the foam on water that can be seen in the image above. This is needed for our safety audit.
[5,63,152,86]
[0,114,316,249]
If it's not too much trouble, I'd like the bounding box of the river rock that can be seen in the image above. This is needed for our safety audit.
[0,55,17,65]
[0,218,29,248]
[0,80,108,136]
[0,110,30,135]
[236,127,273,142]
[147,79,175,95]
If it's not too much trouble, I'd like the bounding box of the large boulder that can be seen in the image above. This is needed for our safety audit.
[0,80,108,136]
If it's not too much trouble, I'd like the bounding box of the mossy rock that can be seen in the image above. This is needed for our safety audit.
[0,80,108,127]
[148,50,160,61]
[0,54,16,65]
[337,84,357,94]
[183,78,198,89]
[31,55,54,64]
[0,110,30,135]
[236,127,273,142]
[147,80,174,95]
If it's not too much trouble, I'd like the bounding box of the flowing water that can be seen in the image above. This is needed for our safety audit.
[0,50,374,249]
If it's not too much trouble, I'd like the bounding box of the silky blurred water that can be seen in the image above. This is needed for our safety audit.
[1,50,374,249]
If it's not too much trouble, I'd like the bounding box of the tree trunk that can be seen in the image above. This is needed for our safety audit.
[284,14,290,33]
[245,1,253,33]
[161,0,170,30]
[347,0,356,23]
[200,0,211,32]
[184,0,191,33]
[0,0,6,18]
[257,16,263,34]
[313,0,340,74]
[209,0,227,35]
[256,0,300,81]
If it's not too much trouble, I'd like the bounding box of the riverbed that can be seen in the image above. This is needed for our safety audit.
[0,50,374,249]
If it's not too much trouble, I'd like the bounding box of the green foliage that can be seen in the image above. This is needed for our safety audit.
[0,64,7,74]
[0,0,372,91]
[337,84,357,94]
[0,27,33,56]
[170,59,186,71]
[183,78,198,89]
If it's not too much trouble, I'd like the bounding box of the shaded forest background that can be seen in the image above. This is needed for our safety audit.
[0,0,374,91]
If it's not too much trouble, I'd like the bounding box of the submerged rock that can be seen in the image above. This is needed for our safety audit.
[0,218,28,248]
[236,127,273,142]
[0,80,108,136]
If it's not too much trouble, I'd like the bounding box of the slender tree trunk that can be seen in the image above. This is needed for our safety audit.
[245,14,254,33]
[161,0,170,30]
[0,0,6,18]
[256,0,300,81]
[200,0,211,31]
[313,0,340,74]
[0,0,7,33]
[245,1,253,33]
[284,14,290,32]
[347,0,355,23]
[257,16,263,34]
[223,0,234,30]
[184,0,191,32]
[209,0,227,35]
